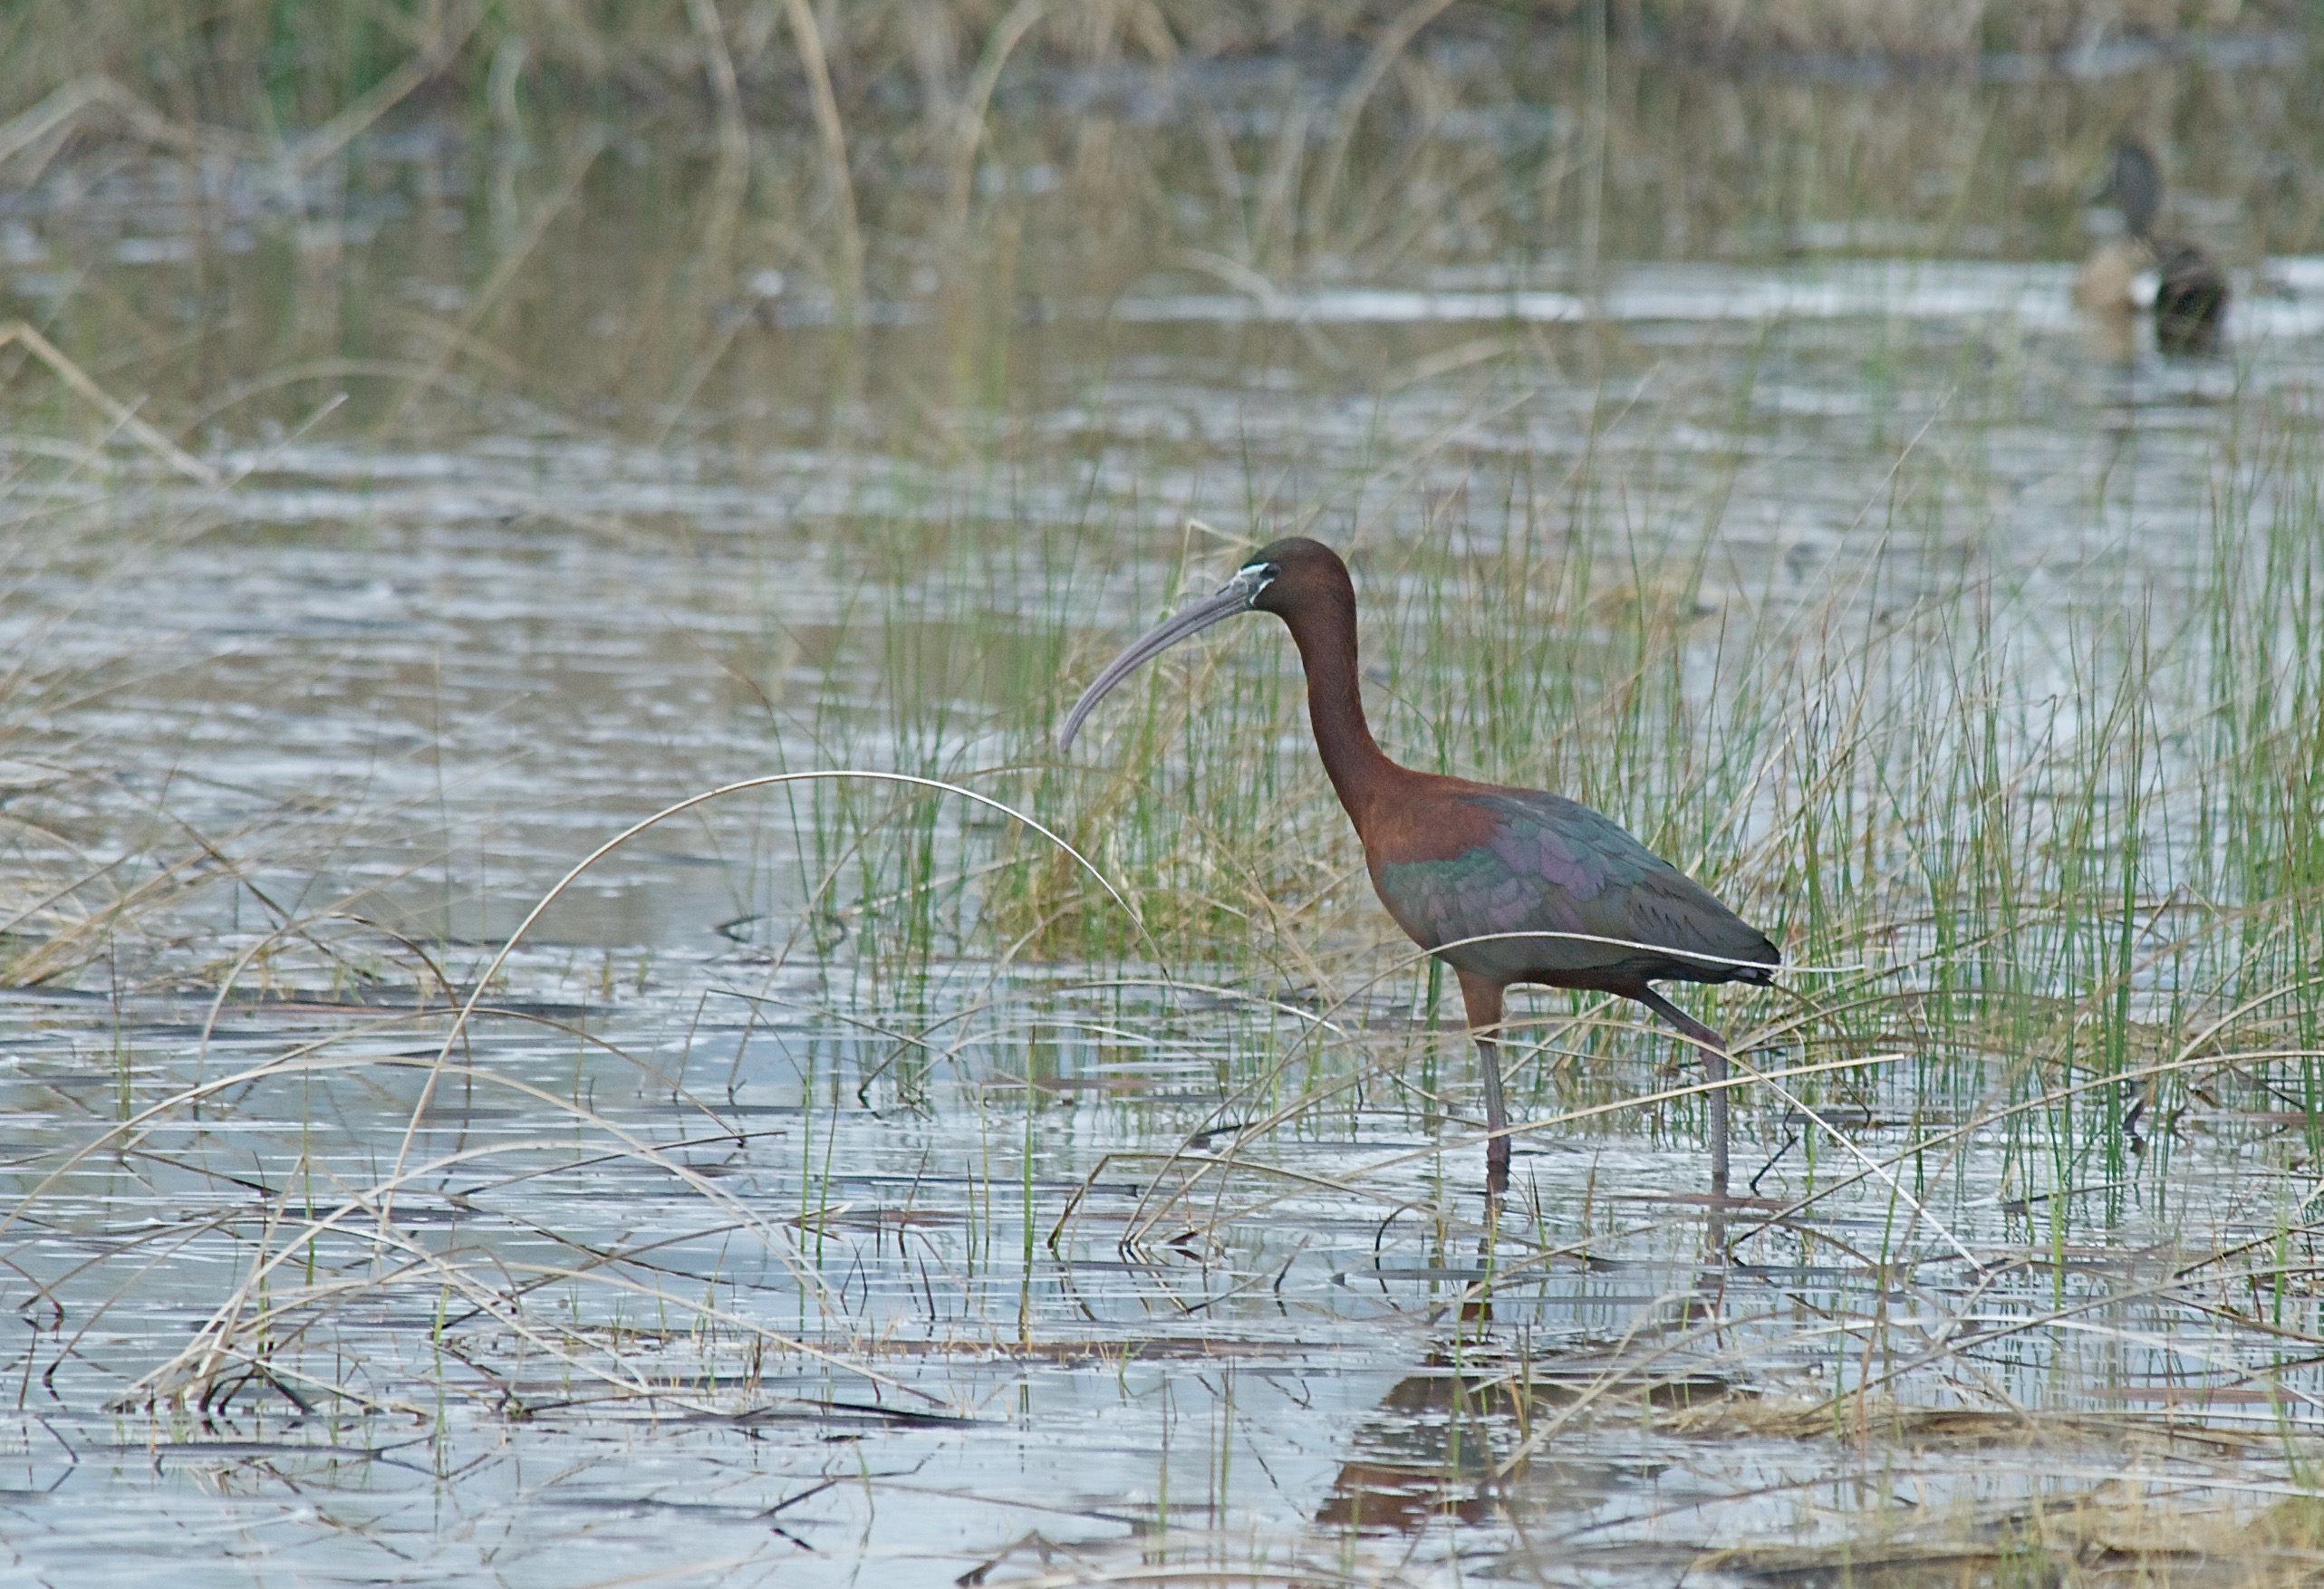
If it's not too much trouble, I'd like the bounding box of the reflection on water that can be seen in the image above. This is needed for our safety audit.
[1317,1356,1687,1535]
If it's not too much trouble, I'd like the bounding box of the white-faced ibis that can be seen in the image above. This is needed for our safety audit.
[2075,140,2229,358]
[1060,538,1780,1197]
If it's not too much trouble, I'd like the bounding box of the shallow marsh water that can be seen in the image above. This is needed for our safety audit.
[5,37,2324,1586]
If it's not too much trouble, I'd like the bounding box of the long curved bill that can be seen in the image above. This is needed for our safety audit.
[1058,564,1271,748]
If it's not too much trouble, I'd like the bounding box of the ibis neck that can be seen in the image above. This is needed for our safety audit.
[1280,592,1400,833]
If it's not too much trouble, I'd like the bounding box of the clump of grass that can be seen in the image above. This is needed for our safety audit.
[1702,1469,2324,1589]
[681,380,2324,1382]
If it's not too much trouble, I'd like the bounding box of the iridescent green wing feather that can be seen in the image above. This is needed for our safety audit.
[1374,791,1773,984]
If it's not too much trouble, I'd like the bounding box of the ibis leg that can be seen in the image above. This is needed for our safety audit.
[1635,987,1731,1203]
[1475,1035,1510,1196]
[1456,971,1511,1196]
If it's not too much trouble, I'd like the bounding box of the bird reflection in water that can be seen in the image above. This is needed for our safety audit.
[1314,1353,1686,1534]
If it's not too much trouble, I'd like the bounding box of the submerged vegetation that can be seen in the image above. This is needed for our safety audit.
[2,2,2323,1584]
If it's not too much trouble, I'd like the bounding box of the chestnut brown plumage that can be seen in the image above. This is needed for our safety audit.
[1062,539,1779,1197]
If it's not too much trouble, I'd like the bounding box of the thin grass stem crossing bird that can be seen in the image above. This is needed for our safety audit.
[1060,538,1780,1197]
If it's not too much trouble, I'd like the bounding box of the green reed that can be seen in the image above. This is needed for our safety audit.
[683,347,2324,1249]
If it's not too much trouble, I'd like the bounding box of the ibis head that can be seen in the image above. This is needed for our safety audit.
[1058,537,1343,749]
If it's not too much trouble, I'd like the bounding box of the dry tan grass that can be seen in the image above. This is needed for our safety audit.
[1706,1488,2324,1589]
[0,0,2307,146]
[1654,0,2284,57]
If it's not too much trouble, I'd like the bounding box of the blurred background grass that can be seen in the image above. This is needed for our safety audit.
[5,0,2320,455]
